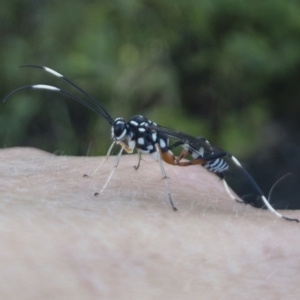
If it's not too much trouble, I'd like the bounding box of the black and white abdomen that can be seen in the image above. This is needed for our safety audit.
[186,143,229,175]
[203,158,228,174]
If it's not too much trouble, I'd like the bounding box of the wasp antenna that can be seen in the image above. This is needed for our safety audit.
[18,65,114,124]
[3,85,56,102]
[230,155,299,222]
[19,65,64,78]
[4,84,111,118]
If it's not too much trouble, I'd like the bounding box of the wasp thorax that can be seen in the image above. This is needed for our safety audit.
[111,117,127,141]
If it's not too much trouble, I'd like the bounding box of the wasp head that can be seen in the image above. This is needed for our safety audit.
[111,117,127,141]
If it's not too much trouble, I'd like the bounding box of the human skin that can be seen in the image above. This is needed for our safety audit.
[0,147,299,299]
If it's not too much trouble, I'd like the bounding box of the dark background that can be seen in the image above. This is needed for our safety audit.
[1,0,300,209]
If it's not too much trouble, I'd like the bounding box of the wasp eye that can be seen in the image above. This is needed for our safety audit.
[114,123,125,136]
[112,118,127,140]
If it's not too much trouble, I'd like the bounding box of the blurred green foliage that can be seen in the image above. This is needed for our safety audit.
[1,0,300,165]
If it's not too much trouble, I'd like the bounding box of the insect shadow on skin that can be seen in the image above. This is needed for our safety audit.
[4,65,299,223]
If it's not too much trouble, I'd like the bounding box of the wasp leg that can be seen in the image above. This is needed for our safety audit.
[176,150,245,203]
[220,174,245,204]
[96,142,136,195]
[160,149,207,166]
[118,141,134,154]
[155,144,177,211]
[133,151,142,170]
[118,141,142,170]
[229,155,299,223]
[86,141,116,177]
[176,158,207,166]
[160,150,177,165]
[98,146,124,195]
[173,149,207,166]
[176,149,189,162]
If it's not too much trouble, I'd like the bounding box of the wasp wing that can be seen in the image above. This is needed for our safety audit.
[146,123,225,159]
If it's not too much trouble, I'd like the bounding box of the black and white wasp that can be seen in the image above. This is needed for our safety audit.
[4,65,299,222]
[146,123,299,222]
[3,65,187,211]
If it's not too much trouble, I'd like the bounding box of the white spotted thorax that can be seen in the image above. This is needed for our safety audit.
[110,115,169,157]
